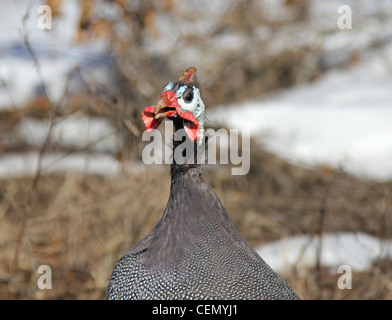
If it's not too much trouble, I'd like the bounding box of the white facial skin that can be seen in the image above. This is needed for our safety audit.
[177,85,205,145]
[164,83,206,144]
[176,85,205,129]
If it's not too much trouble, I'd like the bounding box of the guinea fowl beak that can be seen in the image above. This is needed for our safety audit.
[142,90,178,132]
[154,92,177,120]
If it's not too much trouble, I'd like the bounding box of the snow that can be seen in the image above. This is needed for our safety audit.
[210,44,392,182]
[256,232,392,274]
[0,0,117,176]
[0,0,112,108]
[0,151,121,177]
[11,116,120,153]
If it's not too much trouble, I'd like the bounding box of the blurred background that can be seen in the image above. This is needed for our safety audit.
[0,0,392,299]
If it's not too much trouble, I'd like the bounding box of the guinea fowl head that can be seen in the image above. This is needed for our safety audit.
[142,67,205,145]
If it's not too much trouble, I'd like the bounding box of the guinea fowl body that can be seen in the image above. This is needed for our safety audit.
[107,67,300,300]
[107,164,300,299]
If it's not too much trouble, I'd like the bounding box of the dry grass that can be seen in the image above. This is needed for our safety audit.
[0,142,391,300]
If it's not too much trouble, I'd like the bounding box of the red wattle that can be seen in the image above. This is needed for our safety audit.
[142,106,162,131]
[183,120,199,141]
[142,91,200,141]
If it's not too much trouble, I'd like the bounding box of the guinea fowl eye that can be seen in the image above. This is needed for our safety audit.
[183,90,194,103]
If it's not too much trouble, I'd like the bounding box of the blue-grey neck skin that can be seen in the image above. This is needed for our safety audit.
[169,116,205,180]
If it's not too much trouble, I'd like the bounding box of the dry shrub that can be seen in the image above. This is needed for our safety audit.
[0,169,170,299]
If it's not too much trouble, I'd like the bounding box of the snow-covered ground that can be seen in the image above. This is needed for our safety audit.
[8,116,120,153]
[0,0,117,177]
[210,44,392,182]
[256,232,392,274]
[0,0,112,108]
[3,1,391,181]
[0,151,121,177]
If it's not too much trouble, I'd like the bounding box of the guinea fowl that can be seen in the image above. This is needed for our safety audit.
[107,67,300,300]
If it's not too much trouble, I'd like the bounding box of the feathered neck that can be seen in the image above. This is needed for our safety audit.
[170,117,204,183]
